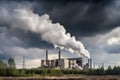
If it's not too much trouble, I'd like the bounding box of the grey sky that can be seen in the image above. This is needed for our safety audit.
[0,0,120,68]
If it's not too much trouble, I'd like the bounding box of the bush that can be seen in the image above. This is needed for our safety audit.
[49,69,63,76]
[41,69,48,76]
[19,69,26,76]
[0,68,7,76]
[1,66,120,76]
[7,68,19,76]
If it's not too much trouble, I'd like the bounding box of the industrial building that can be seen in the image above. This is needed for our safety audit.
[41,50,92,70]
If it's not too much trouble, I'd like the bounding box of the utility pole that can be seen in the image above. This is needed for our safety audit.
[93,62,95,69]
[102,63,104,68]
[99,64,101,69]
[23,55,25,69]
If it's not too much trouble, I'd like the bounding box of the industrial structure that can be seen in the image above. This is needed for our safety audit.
[41,50,92,70]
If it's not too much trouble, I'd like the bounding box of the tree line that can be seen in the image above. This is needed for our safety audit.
[0,58,120,76]
[0,58,16,69]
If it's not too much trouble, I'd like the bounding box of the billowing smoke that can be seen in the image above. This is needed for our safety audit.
[0,2,90,58]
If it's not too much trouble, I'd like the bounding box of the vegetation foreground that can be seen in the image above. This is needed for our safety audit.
[0,58,120,80]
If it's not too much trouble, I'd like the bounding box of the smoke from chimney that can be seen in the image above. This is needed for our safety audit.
[0,2,90,58]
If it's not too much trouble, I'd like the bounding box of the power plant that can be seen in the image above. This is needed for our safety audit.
[41,50,92,70]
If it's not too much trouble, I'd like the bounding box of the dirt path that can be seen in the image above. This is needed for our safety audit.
[0,75,120,80]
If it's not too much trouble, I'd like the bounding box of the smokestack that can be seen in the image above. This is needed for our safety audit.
[58,50,61,60]
[90,59,92,69]
[88,58,92,69]
[88,59,90,69]
[23,55,25,69]
[46,50,48,60]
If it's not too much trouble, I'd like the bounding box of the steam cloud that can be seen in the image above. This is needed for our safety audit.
[0,2,90,58]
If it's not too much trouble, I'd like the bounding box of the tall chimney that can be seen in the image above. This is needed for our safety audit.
[90,59,92,69]
[88,58,92,69]
[88,59,90,69]
[46,50,48,60]
[58,50,61,60]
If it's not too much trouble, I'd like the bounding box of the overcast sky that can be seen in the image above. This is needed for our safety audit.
[0,0,120,68]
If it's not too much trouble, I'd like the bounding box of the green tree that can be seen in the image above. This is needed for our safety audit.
[99,67,105,75]
[112,66,120,75]
[106,66,112,75]
[93,67,105,75]
[0,59,7,68]
[8,58,16,68]
[0,59,7,76]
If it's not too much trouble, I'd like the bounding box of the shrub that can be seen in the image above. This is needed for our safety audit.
[0,68,7,76]
[41,69,48,76]
[7,68,19,76]
[18,69,26,76]
[49,69,63,76]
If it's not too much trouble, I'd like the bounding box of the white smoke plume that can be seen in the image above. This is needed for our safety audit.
[0,2,90,58]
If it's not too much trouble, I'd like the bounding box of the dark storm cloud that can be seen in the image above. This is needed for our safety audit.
[29,0,117,37]
[1,0,119,37]
[1,0,119,48]
[1,0,120,50]
[0,0,120,48]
